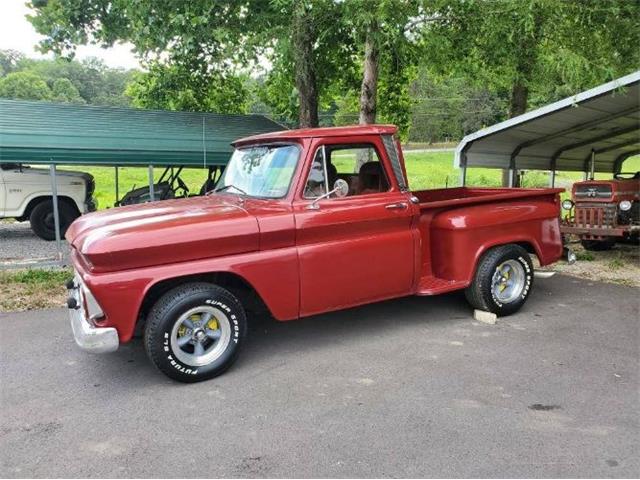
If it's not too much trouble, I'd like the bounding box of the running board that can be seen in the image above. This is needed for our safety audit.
[416,276,468,295]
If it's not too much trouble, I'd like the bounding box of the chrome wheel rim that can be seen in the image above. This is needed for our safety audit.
[491,260,526,304]
[170,306,231,367]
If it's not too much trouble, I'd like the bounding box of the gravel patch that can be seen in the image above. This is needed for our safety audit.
[555,240,640,287]
[0,221,69,263]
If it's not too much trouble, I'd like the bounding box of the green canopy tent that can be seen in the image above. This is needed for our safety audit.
[0,99,283,166]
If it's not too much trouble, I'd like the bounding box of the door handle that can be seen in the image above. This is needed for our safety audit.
[385,202,408,210]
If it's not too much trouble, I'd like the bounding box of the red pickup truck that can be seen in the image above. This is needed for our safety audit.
[66,125,564,382]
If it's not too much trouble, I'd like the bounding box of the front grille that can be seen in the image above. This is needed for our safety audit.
[575,203,617,228]
[575,184,612,199]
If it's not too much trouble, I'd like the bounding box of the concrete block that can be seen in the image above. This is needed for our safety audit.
[474,309,497,325]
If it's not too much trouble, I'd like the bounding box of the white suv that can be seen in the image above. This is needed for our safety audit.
[0,163,96,240]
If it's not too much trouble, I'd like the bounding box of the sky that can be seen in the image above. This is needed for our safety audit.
[0,0,141,70]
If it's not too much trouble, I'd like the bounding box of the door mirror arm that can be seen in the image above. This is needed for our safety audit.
[307,178,349,210]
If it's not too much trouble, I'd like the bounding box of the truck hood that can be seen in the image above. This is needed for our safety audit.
[9,166,94,185]
[66,195,259,272]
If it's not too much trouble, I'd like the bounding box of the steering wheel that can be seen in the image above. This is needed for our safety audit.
[614,171,640,180]
[176,176,190,196]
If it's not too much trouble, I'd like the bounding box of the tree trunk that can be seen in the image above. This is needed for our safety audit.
[292,3,319,128]
[356,23,379,170]
[359,23,379,125]
[502,82,529,186]
[509,82,528,118]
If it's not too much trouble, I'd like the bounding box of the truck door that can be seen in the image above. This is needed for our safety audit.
[293,138,417,317]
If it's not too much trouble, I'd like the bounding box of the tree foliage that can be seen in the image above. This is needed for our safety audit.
[0,71,52,100]
[422,0,640,116]
[0,50,134,106]
[125,63,248,113]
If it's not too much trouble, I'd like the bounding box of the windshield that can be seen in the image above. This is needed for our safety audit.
[216,144,300,198]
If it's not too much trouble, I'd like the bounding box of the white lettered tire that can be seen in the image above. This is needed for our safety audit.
[144,282,247,383]
[464,244,534,316]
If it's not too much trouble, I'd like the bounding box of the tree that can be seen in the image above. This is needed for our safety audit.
[2,52,136,106]
[250,0,355,127]
[0,71,51,100]
[423,0,640,183]
[0,50,25,77]
[51,77,84,103]
[125,63,248,113]
[28,1,252,110]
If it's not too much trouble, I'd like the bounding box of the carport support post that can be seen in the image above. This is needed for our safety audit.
[49,164,63,264]
[115,166,119,204]
[148,165,155,201]
[549,169,556,187]
[459,152,468,186]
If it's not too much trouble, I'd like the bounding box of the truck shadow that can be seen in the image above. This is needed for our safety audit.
[102,291,472,385]
[239,291,471,367]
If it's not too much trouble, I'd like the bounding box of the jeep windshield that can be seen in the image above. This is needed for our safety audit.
[215,144,300,198]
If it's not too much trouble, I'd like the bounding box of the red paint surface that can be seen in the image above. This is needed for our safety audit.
[66,125,564,343]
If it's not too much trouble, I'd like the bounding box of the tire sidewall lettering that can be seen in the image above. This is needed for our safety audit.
[162,298,240,375]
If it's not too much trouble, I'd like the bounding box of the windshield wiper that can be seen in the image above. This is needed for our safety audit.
[210,184,248,196]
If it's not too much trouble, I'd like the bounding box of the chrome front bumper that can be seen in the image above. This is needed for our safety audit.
[67,279,118,353]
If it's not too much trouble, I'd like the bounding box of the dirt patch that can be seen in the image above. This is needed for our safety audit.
[553,240,640,287]
[0,269,71,312]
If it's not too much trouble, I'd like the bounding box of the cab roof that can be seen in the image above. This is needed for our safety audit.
[233,124,398,145]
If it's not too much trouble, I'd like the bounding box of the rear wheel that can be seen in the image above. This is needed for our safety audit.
[29,199,79,241]
[465,244,534,316]
[144,283,247,383]
[580,238,615,251]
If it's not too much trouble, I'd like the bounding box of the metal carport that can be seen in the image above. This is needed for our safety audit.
[455,71,640,186]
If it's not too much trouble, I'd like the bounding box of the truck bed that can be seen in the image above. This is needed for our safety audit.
[412,186,564,209]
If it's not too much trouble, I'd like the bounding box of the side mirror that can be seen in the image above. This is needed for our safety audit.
[333,178,349,198]
[307,178,350,210]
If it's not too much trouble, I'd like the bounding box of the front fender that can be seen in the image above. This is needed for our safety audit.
[75,247,300,343]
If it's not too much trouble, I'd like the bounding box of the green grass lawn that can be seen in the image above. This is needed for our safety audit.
[63,152,639,209]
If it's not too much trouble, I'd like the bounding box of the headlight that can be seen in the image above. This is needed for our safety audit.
[619,200,632,211]
[562,199,574,210]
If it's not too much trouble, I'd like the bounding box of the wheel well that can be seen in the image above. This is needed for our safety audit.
[22,196,80,219]
[471,241,538,281]
[134,272,269,336]
[513,241,538,260]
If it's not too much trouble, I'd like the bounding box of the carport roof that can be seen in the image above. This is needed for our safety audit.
[455,71,640,173]
[0,99,283,167]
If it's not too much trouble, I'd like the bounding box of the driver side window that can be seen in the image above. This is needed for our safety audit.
[303,143,389,199]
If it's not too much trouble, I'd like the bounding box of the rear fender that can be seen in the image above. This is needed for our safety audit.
[429,199,562,282]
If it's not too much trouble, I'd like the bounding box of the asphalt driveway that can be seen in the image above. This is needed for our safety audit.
[1,275,638,478]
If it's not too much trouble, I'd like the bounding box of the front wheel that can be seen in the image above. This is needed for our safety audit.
[464,244,534,316]
[144,283,247,383]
